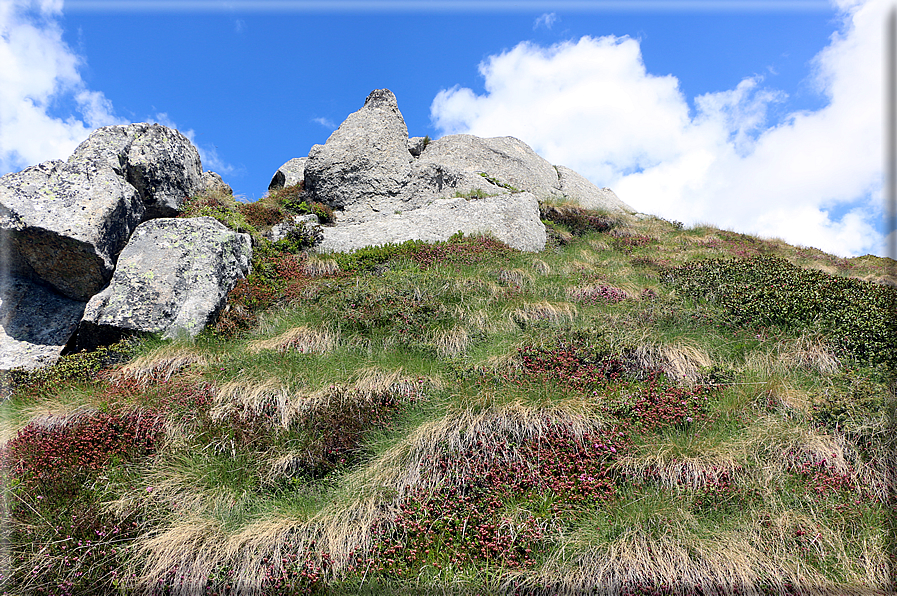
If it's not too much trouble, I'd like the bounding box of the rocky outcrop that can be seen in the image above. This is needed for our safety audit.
[554,166,631,212]
[0,277,87,370]
[70,123,203,218]
[0,123,247,371]
[268,157,307,191]
[304,89,414,223]
[73,217,252,351]
[202,171,233,195]
[410,135,560,199]
[0,157,144,301]
[316,193,546,253]
[285,89,633,244]
[0,123,205,302]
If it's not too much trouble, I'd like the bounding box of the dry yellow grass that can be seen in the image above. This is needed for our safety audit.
[774,333,840,375]
[516,510,883,596]
[302,256,341,277]
[509,301,577,327]
[497,267,533,288]
[246,325,336,355]
[431,325,470,358]
[111,345,207,386]
[742,417,890,503]
[209,368,437,435]
[615,439,741,491]
[634,340,712,385]
[531,259,551,275]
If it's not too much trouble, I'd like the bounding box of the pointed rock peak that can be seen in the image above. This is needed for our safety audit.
[364,88,399,110]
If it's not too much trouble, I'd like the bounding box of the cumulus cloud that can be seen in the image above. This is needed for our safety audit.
[0,0,121,174]
[431,0,884,257]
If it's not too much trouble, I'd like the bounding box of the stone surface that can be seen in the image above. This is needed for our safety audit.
[314,192,546,254]
[268,157,307,191]
[412,134,560,199]
[0,158,145,301]
[407,136,429,157]
[71,123,203,218]
[0,276,86,370]
[202,171,233,195]
[74,217,252,350]
[304,89,413,222]
[555,165,634,212]
[0,123,205,301]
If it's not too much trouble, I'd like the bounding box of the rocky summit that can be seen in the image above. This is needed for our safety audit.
[2,89,633,371]
[272,88,633,252]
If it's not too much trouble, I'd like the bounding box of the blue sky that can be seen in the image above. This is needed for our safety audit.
[0,0,888,257]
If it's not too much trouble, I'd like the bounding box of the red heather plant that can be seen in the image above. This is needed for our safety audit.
[6,408,163,500]
[369,424,626,578]
[402,235,518,269]
[512,340,637,392]
[568,283,630,305]
[238,201,287,228]
[605,374,714,433]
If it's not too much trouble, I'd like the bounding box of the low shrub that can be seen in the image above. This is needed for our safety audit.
[178,191,256,234]
[238,201,288,228]
[369,423,624,579]
[665,255,897,367]
[540,204,615,236]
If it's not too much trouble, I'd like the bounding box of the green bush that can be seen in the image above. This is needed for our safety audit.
[665,255,897,367]
[178,191,257,235]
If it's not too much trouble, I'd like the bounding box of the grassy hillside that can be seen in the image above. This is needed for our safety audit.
[1,187,895,595]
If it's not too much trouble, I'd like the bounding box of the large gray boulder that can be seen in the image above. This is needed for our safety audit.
[202,171,233,195]
[71,123,203,218]
[411,134,561,199]
[0,123,205,302]
[0,276,87,370]
[315,192,546,253]
[73,217,252,350]
[268,157,307,191]
[304,89,413,222]
[555,166,633,212]
[0,158,144,301]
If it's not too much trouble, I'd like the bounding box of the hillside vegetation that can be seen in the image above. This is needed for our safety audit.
[1,187,895,595]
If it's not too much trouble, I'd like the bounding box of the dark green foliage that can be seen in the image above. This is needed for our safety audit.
[539,204,615,236]
[331,242,408,272]
[666,255,897,367]
[266,182,305,212]
[5,340,137,397]
[272,222,324,253]
[266,183,335,223]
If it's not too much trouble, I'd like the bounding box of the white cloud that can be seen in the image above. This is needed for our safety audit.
[533,12,558,30]
[0,0,121,174]
[313,116,336,129]
[431,0,885,257]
